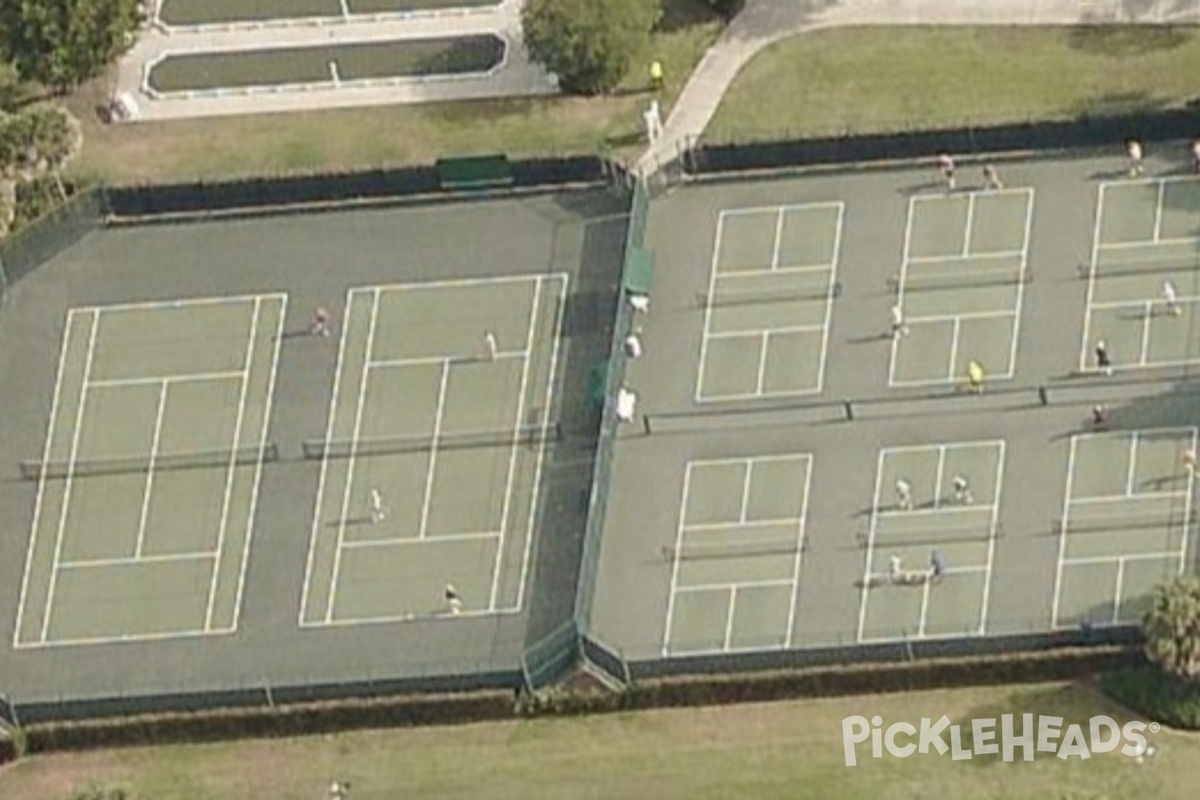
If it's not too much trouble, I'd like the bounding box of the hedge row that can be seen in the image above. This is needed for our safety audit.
[20,689,515,754]
[1101,663,1200,730]
[521,645,1139,716]
[0,733,16,765]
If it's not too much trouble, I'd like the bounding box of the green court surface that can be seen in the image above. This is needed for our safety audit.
[697,203,842,401]
[156,0,499,28]
[890,188,1033,388]
[15,295,285,647]
[1082,177,1200,373]
[662,454,812,655]
[301,275,565,625]
[145,35,505,95]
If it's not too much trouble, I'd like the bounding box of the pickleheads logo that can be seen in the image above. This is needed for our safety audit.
[841,714,1160,766]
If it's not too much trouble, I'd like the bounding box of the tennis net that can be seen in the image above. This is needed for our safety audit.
[890,268,1029,293]
[871,519,997,546]
[1060,509,1188,534]
[662,538,802,561]
[21,443,279,480]
[698,280,841,307]
[303,422,562,459]
[1092,253,1200,279]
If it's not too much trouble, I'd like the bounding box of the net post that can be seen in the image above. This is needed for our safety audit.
[641,415,652,436]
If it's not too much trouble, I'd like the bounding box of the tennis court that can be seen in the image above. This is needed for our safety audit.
[661,454,812,655]
[300,274,565,626]
[696,202,842,402]
[155,0,499,29]
[890,188,1034,387]
[1053,427,1196,628]
[13,295,286,647]
[144,35,506,98]
[857,441,1004,643]
[1080,176,1200,373]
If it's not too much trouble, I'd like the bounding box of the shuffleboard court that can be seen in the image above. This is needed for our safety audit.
[156,0,499,29]
[890,188,1034,387]
[300,274,565,626]
[13,295,286,648]
[1053,427,1197,629]
[145,35,506,97]
[696,202,843,402]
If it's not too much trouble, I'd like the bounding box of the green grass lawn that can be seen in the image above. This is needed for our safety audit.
[708,26,1200,142]
[2,681,1197,799]
[66,1,723,184]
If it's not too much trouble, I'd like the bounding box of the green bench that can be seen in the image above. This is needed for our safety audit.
[436,155,515,191]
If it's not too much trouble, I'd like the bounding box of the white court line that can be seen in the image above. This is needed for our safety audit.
[684,516,809,532]
[945,318,962,380]
[89,370,243,389]
[1061,551,1184,567]
[1126,431,1141,496]
[888,196,919,387]
[205,295,260,631]
[489,278,542,609]
[661,462,695,655]
[133,381,169,560]
[875,504,993,520]
[907,310,1017,324]
[738,459,753,523]
[754,332,770,394]
[917,578,932,637]
[694,213,725,401]
[962,193,976,257]
[1079,183,1107,372]
[1154,180,1166,242]
[305,606,521,629]
[932,444,947,508]
[856,448,888,642]
[74,293,277,314]
[61,551,218,569]
[770,208,785,270]
[489,277,541,611]
[1139,301,1154,365]
[814,203,845,397]
[784,456,813,647]
[1008,189,1036,384]
[674,578,794,594]
[707,324,824,341]
[514,273,569,614]
[1071,490,1189,506]
[22,626,228,650]
[1089,293,1200,312]
[325,288,381,623]
[368,273,565,293]
[906,250,1026,265]
[301,291,359,625]
[715,264,835,278]
[1052,436,1081,627]
[1111,558,1128,623]
[341,531,499,550]
[226,295,286,634]
[719,200,842,218]
[722,586,739,651]
[38,310,100,644]
[417,360,452,542]
[339,0,349,17]
[1098,235,1200,250]
[14,309,78,648]
[368,351,526,370]
[1180,429,1198,570]
[979,440,1006,634]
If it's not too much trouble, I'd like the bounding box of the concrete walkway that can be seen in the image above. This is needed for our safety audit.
[638,0,1200,171]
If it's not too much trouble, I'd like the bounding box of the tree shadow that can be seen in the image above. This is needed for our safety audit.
[655,0,725,34]
[1066,24,1190,57]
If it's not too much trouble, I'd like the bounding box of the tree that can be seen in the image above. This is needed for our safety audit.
[1143,577,1200,682]
[0,0,140,93]
[523,0,661,95]
[0,61,21,111]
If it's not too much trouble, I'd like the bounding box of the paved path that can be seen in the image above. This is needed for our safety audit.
[638,0,1200,171]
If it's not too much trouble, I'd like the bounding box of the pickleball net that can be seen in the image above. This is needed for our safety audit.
[1090,250,1200,279]
[662,537,803,561]
[889,267,1029,293]
[21,442,279,480]
[698,276,841,307]
[303,422,562,459]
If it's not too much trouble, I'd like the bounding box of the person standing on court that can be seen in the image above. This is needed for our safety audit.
[1127,139,1144,177]
[1162,281,1181,317]
[951,475,973,505]
[895,478,913,511]
[311,306,333,337]
[444,583,463,615]
[982,163,1003,190]
[966,360,985,394]
[890,304,908,339]
[937,153,956,191]
[483,331,498,360]
[1095,339,1113,376]
[369,488,386,524]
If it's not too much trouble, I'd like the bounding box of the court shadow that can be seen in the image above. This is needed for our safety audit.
[276,328,317,341]
[1088,169,1130,181]
[897,181,945,196]
[845,333,892,345]
[326,515,374,528]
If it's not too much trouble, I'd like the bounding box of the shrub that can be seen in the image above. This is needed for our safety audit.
[1102,664,1200,729]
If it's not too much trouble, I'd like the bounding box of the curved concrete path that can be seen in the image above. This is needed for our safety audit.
[638,0,1200,171]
